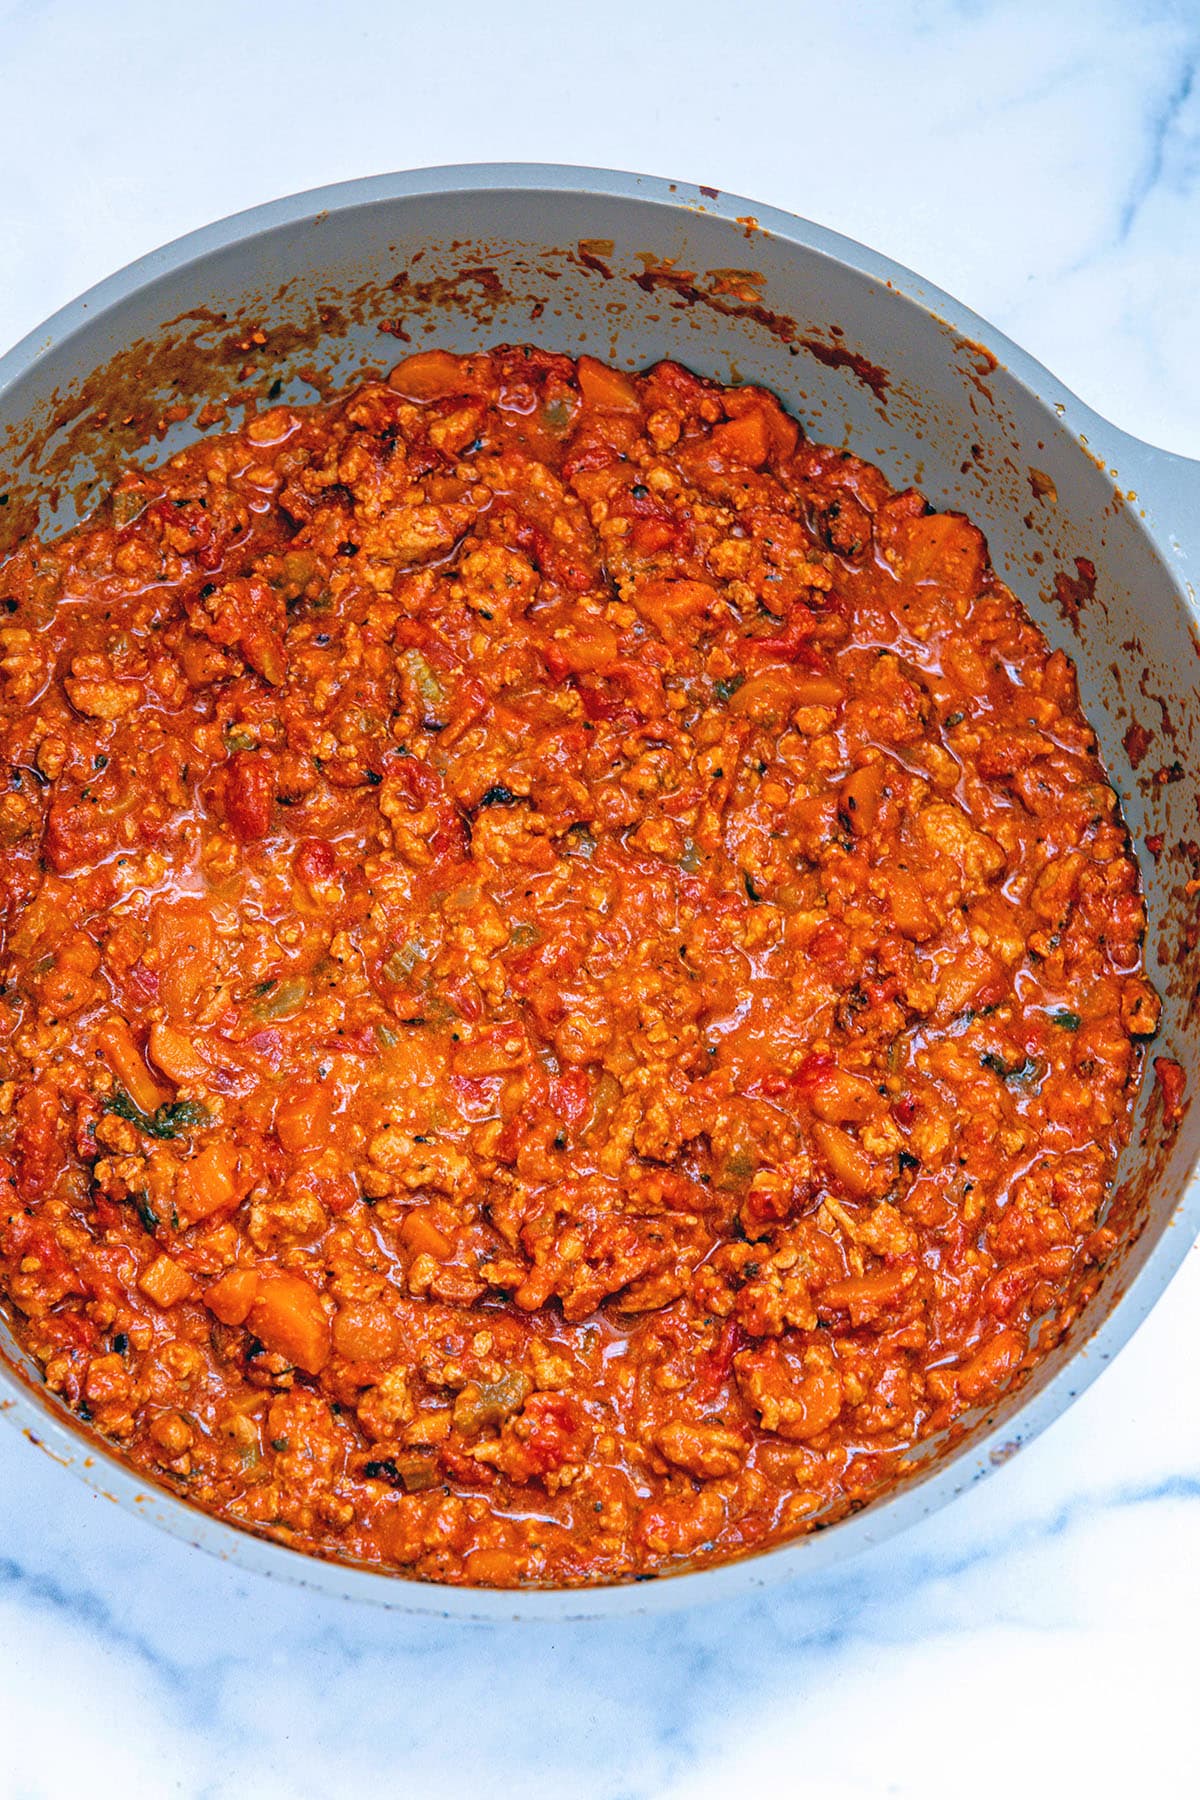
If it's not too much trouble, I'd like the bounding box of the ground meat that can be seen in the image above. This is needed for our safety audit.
[0,345,1156,1588]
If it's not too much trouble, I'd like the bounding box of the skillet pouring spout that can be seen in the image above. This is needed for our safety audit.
[1099,425,1200,585]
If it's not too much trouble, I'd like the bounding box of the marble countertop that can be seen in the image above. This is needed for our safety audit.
[1,1,1198,1794]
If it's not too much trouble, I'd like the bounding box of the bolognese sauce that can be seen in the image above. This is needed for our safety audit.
[0,346,1157,1585]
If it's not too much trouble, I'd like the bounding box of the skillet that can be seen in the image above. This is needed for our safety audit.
[0,164,1195,1620]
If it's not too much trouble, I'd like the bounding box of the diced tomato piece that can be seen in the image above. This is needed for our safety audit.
[695,1318,745,1402]
[512,1392,591,1475]
[42,797,116,874]
[219,750,274,842]
[549,1069,593,1134]
[1155,1057,1186,1124]
[294,838,337,887]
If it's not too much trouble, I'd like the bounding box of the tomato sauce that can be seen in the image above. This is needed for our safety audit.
[0,345,1157,1585]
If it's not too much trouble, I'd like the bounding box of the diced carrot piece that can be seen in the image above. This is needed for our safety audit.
[887,868,935,940]
[890,512,986,601]
[710,409,770,468]
[151,902,217,1021]
[148,1020,210,1086]
[767,409,799,459]
[783,1367,844,1441]
[138,1253,195,1308]
[463,1547,525,1585]
[957,1328,1025,1401]
[577,355,642,413]
[804,1066,882,1126]
[8,883,68,958]
[812,1121,880,1198]
[249,1271,330,1374]
[840,762,885,835]
[176,1140,241,1226]
[387,350,467,401]
[632,578,722,635]
[55,934,101,979]
[820,1266,913,1325]
[204,1266,260,1325]
[332,1299,402,1362]
[273,1080,334,1156]
[729,668,796,722]
[96,1015,170,1115]
[788,673,845,709]
[723,385,799,458]
[540,622,621,675]
[400,1208,453,1261]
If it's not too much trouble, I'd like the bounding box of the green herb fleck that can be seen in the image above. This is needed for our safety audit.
[477,784,521,808]
[107,1090,210,1140]
[980,1051,1038,1084]
[134,1193,161,1233]
[251,975,309,1020]
[382,941,424,984]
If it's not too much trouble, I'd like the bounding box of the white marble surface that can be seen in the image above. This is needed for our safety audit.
[1,1,1199,1794]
